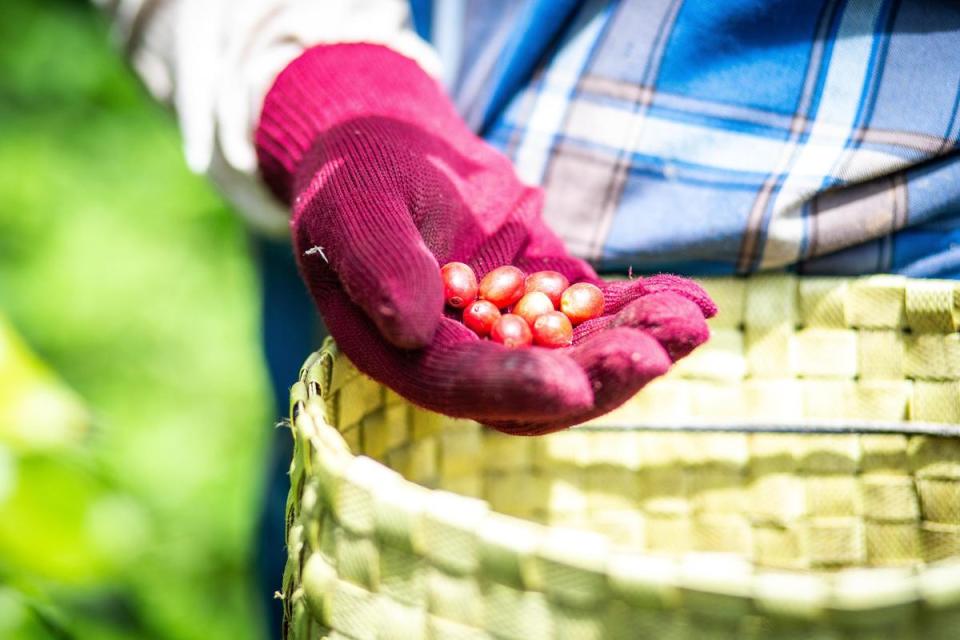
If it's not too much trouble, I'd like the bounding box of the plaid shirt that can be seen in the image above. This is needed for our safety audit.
[415,0,960,277]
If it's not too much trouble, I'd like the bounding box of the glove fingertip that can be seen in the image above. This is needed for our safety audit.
[370,273,444,349]
[698,295,718,319]
[612,293,711,361]
[643,274,717,319]
[339,239,444,350]
[477,346,595,418]
[571,327,672,386]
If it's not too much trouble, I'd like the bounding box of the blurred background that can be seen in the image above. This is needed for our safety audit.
[1,0,274,638]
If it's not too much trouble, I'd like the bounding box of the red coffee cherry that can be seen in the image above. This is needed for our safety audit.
[490,314,533,348]
[440,262,478,309]
[512,291,554,328]
[462,299,501,338]
[532,311,573,348]
[524,271,569,308]
[560,282,604,325]
[479,266,526,309]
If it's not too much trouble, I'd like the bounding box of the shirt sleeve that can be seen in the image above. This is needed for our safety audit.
[94,0,442,236]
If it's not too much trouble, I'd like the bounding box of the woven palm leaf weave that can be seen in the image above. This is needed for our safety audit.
[282,274,960,639]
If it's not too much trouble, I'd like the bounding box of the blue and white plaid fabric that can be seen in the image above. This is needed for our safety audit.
[414,0,960,277]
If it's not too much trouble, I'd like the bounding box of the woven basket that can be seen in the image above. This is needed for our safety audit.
[282,274,960,639]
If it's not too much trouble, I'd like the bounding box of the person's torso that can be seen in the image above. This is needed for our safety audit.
[414,0,960,277]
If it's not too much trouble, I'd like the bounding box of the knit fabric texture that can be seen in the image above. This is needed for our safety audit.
[255,43,716,433]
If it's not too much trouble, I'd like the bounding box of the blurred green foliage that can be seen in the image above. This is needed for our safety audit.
[0,1,273,638]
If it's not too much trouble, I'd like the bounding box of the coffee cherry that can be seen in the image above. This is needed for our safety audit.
[490,314,533,348]
[462,299,501,338]
[533,311,573,348]
[479,266,525,309]
[512,291,554,327]
[440,262,478,309]
[560,282,604,325]
[524,271,569,308]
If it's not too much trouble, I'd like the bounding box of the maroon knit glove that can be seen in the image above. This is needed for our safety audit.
[256,44,716,435]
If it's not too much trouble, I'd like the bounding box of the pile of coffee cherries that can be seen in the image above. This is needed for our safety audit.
[440,262,604,349]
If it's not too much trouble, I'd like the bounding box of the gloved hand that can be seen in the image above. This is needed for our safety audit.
[256,44,716,435]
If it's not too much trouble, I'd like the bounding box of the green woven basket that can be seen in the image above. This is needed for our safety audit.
[282,274,960,639]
